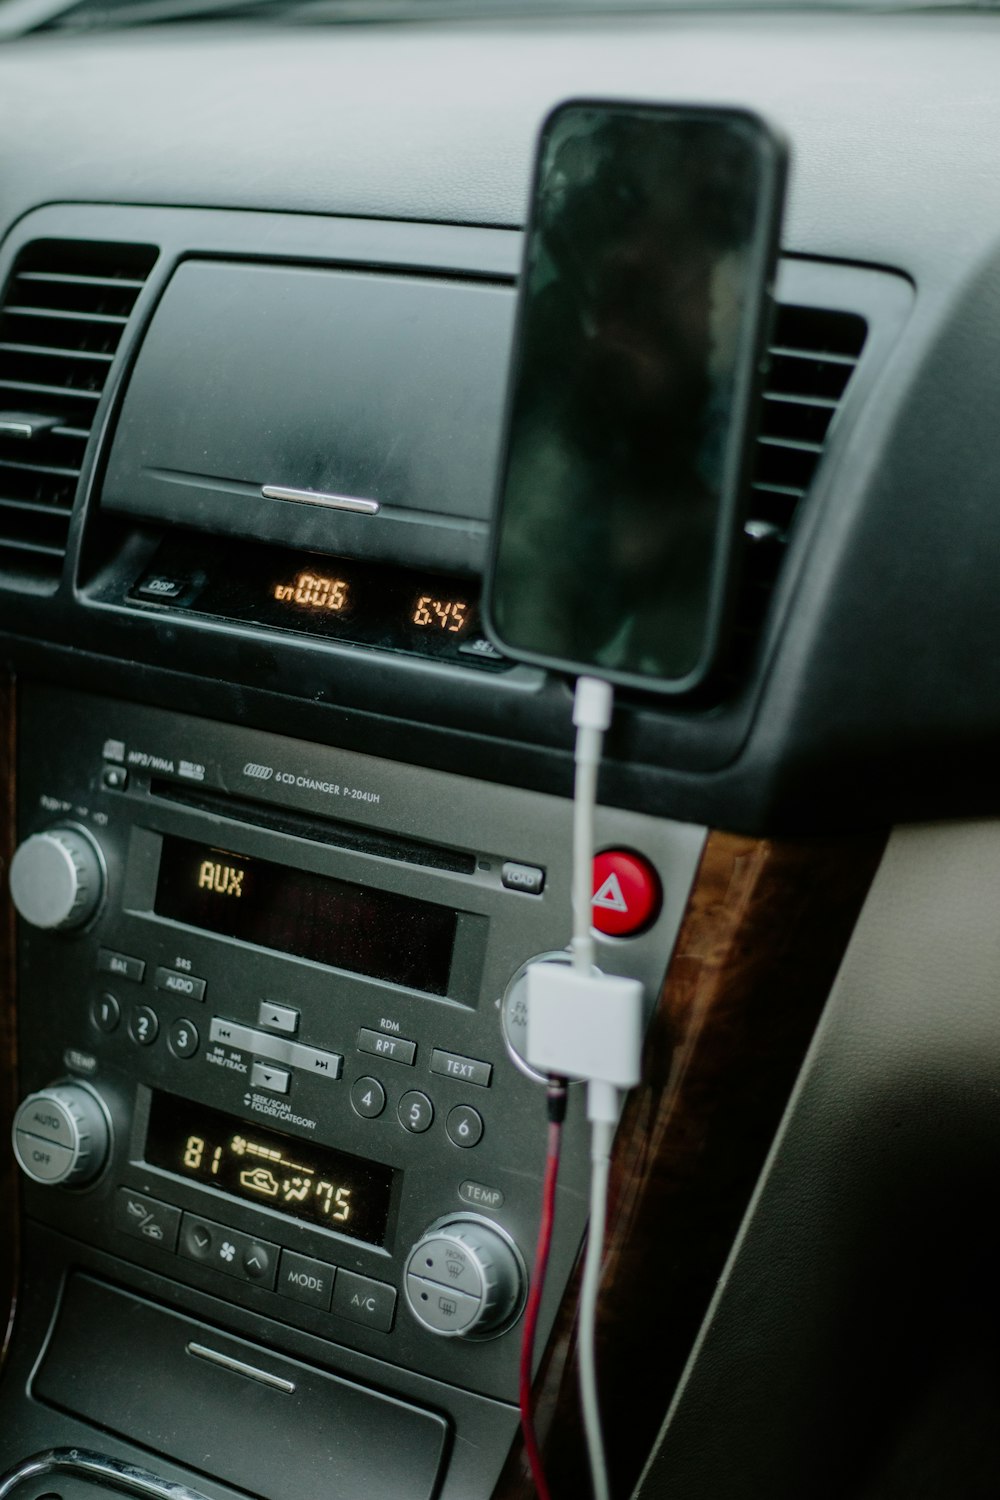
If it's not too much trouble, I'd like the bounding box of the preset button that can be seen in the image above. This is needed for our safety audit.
[168,1018,200,1059]
[351,1076,387,1119]
[128,1005,159,1046]
[398,1091,434,1134]
[90,992,121,1034]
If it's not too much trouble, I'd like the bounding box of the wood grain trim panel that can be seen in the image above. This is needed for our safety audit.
[494,828,885,1500]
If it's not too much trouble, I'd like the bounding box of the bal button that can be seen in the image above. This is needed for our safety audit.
[591,850,662,937]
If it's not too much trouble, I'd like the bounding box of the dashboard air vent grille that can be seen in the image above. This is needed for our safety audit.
[0,238,157,588]
[731,302,868,672]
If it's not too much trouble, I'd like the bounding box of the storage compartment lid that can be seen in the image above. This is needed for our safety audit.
[100,260,515,573]
[34,1275,449,1500]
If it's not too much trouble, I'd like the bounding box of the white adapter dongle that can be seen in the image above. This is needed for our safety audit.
[525,962,644,1106]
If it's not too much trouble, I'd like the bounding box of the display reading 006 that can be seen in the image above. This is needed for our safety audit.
[146,1093,397,1244]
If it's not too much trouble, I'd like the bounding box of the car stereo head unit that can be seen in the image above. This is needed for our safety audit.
[10,682,705,1406]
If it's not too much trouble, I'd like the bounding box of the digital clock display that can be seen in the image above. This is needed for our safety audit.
[146,1093,397,1244]
[138,538,492,664]
[155,836,458,995]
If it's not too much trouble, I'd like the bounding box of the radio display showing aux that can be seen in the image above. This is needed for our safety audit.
[154,835,458,995]
[146,1093,397,1244]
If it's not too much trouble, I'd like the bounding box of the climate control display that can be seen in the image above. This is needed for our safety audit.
[145,1093,398,1246]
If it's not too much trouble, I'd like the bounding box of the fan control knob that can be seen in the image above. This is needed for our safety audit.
[9,825,106,930]
[404,1217,525,1338]
[13,1083,111,1187]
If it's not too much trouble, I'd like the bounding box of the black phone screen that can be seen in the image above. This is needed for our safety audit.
[485,102,786,692]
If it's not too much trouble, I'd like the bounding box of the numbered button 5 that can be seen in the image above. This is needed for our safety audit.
[168,1018,200,1059]
[398,1090,434,1134]
[447,1104,484,1149]
[351,1076,386,1119]
[128,1004,159,1046]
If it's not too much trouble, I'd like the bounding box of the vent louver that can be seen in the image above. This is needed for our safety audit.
[731,302,868,673]
[0,238,157,588]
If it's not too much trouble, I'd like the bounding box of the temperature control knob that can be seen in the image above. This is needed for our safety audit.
[404,1217,525,1338]
[13,1083,111,1187]
[9,825,105,930]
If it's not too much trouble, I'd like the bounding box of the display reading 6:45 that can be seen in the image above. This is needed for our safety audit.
[412,596,469,633]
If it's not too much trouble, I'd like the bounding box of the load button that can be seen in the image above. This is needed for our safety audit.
[591,850,662,937]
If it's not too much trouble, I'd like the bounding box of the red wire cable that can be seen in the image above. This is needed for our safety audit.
[519,1114,563,1500]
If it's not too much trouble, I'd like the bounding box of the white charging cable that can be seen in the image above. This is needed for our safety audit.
[525,676,644,1500]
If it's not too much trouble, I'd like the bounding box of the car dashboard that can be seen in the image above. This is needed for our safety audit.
[1,11,1000,1500]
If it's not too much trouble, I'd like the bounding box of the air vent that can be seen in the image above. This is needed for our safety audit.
[730,302,868,673]
[0,238,157,588]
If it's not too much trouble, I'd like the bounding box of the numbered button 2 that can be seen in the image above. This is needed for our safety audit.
[128,1004,159,1046]
[398,1090,434,1134]
[447,1104,484,1149]
[168,1017,200,1059]
[351,1076,386,1119]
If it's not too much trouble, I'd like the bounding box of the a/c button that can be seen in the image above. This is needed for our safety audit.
[331,1269,396,1332]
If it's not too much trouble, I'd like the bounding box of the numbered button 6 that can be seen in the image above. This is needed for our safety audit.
[128,1004,159,1046]
[447,1104,484,1149]
[168,1017,200,1059]
[398,1091,434,1134]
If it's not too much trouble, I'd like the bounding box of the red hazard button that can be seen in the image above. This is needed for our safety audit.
[591,850,661,937]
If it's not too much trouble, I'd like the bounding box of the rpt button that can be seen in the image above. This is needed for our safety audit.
[358,1028,416,1066]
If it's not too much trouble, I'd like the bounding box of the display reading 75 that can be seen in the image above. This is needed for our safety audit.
[146,1093,397,1245]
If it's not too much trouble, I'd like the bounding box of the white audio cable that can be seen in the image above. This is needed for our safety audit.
[525,675,644,1500]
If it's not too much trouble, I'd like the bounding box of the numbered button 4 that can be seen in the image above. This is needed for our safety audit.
[168,1017,200,1059]
[398,1090,434,1134]
[447,1105,484,1149]
[128,1004,159,1046]
[351,1076,386,1119]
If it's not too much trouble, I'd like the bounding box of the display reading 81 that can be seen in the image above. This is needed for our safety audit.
[182,1129,351,1223]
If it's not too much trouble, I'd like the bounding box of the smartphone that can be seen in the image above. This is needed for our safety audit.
[484,100,787,694]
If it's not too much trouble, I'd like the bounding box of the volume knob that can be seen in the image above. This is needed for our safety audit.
[9,825,105,930]
[404,1217,525,1339]
[13,1083,111,1187]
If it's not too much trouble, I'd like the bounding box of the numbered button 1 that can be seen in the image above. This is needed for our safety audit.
[91,992,121,1034]
[128,1004,159,1046]
[398,1090,434,1134]
[446,1104,484,1149]
[351,1076,386,1119]
[168,1017,200,1059]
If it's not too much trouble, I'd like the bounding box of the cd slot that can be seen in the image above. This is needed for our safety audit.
[147,778,476,876]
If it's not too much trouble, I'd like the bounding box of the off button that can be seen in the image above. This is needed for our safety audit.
[591,850,662,937]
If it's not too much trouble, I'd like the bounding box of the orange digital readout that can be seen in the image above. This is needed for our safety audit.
[273,571,348,612]
[412,595,469,633]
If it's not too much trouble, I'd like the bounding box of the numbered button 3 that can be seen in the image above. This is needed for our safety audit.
[351,1076,386,1119]
[447,1104,484,1149]
[168,1017,200,1059]
[128,1004,159,1046]
[398,1090,434,1134]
